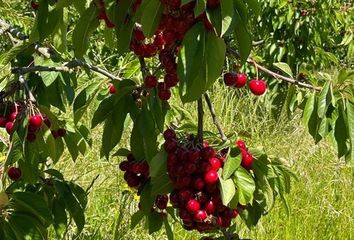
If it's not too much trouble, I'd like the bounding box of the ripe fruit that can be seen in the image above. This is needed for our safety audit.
[31,0,39,10]
[158,88,171,101]
[8,112,18,122]
[186,199,200,213]
[207,0,220,9]
[249,79,267,96]
[7,167,21,181]
[29,115,42,128]
[194,210,207,222]
[205,201,216,214]
[43,117,51,128]
[204,170,219,184]
[57,128,67,137]
[155,195,168,209]
[26,132,36,142]
[0,117,7,127]
[209,157,221,170]
[236,140,246,149]
[234,73,247,88]
[109,83,116,94]
[5,122,14,134]
[144,75,158,88]
[241,149,254,170]
[223,73,236,86]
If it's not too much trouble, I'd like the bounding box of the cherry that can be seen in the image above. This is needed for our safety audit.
[31,0,39,10]
[158,88,171,101]
[43,117,51,128]
[201,146,216,160]
[186,199,200,213]
[240,149,254,170]
[179,189,193,202]
[205,200,216,214]
[188,148,200,162]
[5,122,14,134]
[0,117,7,127]
[105,19,116,29]
[184,162,197,174]
[209,157,221,170]
[223,73,236,86]
[119,161,129,171]
[109,83,116,94]
[163,129,176,140]
[249,79,267,95]
[8,112,18,122]
[57,128,67,137]
[29,115,43,128]
[193,176,205,190]
[234,73,247,88]
[236,139,246,149]
[155,194,168,209]
[204,170,218,184]
[144,75,158,88]
[194,210,207,222]
[51,130,59,139]
[7,167,21,181]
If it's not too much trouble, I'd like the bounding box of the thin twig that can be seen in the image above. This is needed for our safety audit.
[226,48,321,91]
[197,98,204,144]
[204,93,227,142]
[138,57,149,78]
[12,59,122,81]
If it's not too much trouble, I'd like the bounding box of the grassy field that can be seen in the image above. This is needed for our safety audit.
[53,85,354,240]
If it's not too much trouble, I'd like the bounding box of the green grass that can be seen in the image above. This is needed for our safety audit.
[53,85,354,240]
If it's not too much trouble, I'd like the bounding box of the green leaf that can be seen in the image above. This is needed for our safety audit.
[244,0,261,16]
[334,102,348,158]
[219,176,236,206]
[149,150,167,177]
[273,62,294,78]
[52,197,67,238]
[163,217,174,240]
[195,0,207,16]
[317,81,331,119]
[72,4,99,58]
[303,93,315,129]
[347,101,354,164]
[234,167,256,205]
[141,0,163,38]
[8,213,47,240]
[222,154,241,179]
[233,9,252,63]
[0,42,31,66]
[140,182,155,214]
[11,192,52,225]
[148,211,163,234]
[220,0,234,36]
[130,210,145,230]
[101,98,129,159]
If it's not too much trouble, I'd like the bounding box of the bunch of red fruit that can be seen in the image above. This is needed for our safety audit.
[236,140,254,170]
[163,129,239,232]
[224,72,267,96]
[119,153,150,189]
[129,1,221,101]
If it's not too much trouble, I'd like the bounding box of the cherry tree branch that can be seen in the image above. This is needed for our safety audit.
[18,75,36,103]
[226,48,321,91]
[12,59,122,81]
[204,93,227,142]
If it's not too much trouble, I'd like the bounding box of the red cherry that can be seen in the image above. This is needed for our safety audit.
[144,75,158,88]
[186,199,200,213]
[57,128,66,137]
[43,117,51,128]
[158,88,171,101]
[5,122,14,134]
[0,117,7,127]
[236,140,246,149]
[31,0,39,10]
[205,201,216,214]
[234,73,247,88]
[184,162,197,174]
[223,73,237,86]
[105,19,116,29]
[194,210,207,222]
[164,140,177,153]
[201,146,216,160]
[204,170,219,184]
[249,79,267,96]
[133,27,145,41]
[209,157,221,171]
[163,129,176,140]
[109,83,116,94]
[179,189,193,202]
[188,148,200,162]
[7,167,21,181]
[193,176,205,190]
[155,194,168,209]
[119,161,129,171]
[240,149,254,170]
[29,115,42,128]
[51,130,59,139]
[164,73,179,88]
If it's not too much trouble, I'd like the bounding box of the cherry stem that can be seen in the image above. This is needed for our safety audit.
[18,75,36,103]
[204,93,227,142]
[197,98,204,144]
[138,56,149,78]
[226,47,321,91]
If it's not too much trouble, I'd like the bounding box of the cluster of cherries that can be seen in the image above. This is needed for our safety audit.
[119,154,150,189]
[223,72,267,96]
[128,0,220,101]
[163,129,239,232]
